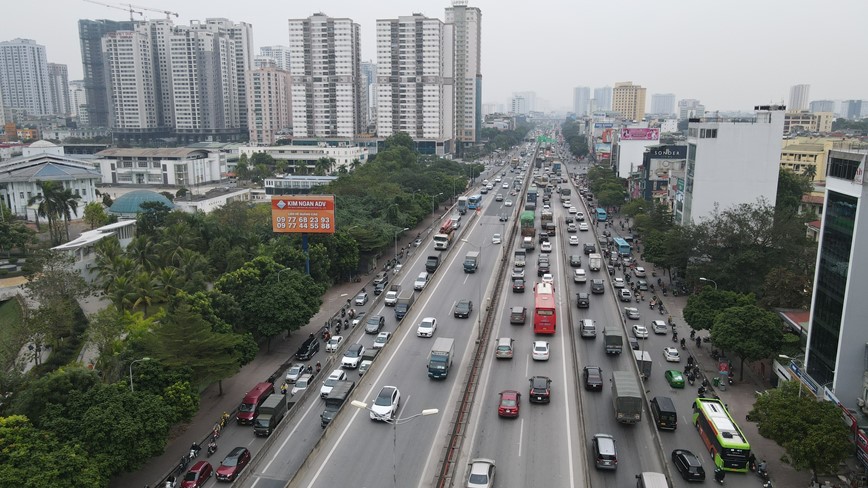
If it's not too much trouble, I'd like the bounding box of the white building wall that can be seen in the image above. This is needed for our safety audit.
[0,39,53,116]
[101,29,158,129]
[617,138,659,178]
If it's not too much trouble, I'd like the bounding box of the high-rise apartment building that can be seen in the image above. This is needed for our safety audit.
[288,13,362,138]
[510,95,528,115]
[809,100,836,114]
[650,93,675,116]
[446,0,482,146]
[789,84,810,112]
[258,45,291,71]
[47,63,70,116]
[247,67,292,145]
[101,28,160,134]
[678,98,705,120]
[841,100,868,120]
[360,61,377,133]
[593,86,612,112]
[68,80,87,125]
[612,81,646,121]
[0,38,53,117]
[78,19,136,127]
[376,14,453,147]
[513,91,535,112]
[204,19,254,131]
[573,86,590,116]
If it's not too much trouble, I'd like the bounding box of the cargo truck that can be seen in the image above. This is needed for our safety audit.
[427,337,455,379]
[464,251,480,273]
[514,249,527,267]
[425,253,441,273]
[603,325,623,354]
[633,350,652,380]
[520,211,536,238]
[433,220,454,250]
[384,284,400,306]
[611,371,642,424]
[522,236,536,252]
[457,196,468,214]
[253,394,287,437]
[394,290,415,321]
[589,253,602,272]
[320,380,355,428]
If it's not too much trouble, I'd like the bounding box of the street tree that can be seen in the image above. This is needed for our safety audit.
[748,382,852,481]
[10,367,100,426]
[0,203,35,257]
[135,200,172,237]
[683,288,755,332]
[709,304,783,380]
[82,201,108,229]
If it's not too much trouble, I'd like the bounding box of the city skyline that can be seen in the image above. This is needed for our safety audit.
[1,0,867,113]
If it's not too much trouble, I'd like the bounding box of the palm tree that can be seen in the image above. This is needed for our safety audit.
[803,165,817,181]
[126,237,160,272]
[158,223,200,265]
[53,187,81,242]
[105,275,138,312]
[131,270,159,315]
[26,181,81,244]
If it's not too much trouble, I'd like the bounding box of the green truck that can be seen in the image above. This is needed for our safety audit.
[612,371,642,424]
[520,211,536,237]
[253,394,287,437]
[464,251,480,273]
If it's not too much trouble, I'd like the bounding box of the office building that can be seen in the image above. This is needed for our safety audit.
[78,19,137,128]
[510,95,528,115]
[678,98,705,120]
[376,13,453,150]
[0,38,53,117]
[246,67,292,145]
[572,86,590,117]
[672,105,785,225]
[789,84,810,112]
[446,0,482,146]
[258,45,291,71]
[593,86,612,112]
[513,91,536,112]
[783,111,834,135]
[841,100,867,120]
[650,93,675,116]
[612,81,646,121]
[809,100,836,114]
[288,13,362,138]
[360,61,377,133]
[93,147,227,186]
[47,63,70,116]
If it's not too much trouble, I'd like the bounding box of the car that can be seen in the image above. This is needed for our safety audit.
[454,299,473,318]
[414,272,429,290]
[351,311,366,328]
[576,212,585,221]
[325,335,343,352]
[567,223,578,233]
[370,385,400,421]
[613,277,625,288]
[285,363,305,383]
[354,292,368,306]
[216,446,251,482]
[499,213,509,222]
[181,461,213,488]
[576,292,590,308]
[569,206,578,214]
[543,204,550,210]
[634,266,647,277]
[373,272,389,286]
[528,376,552,403]
[540,241,552,253]
[663,347,681,362]
[563,199,572,208]
[579,222,589,231]
[365,315,385,334]
[495,194,503,201]
[373,331,392,349]
[417,317,437,337]
[291,374,312,395]
[512,278,525,293]
[624,307,641,320]
[569,255,582,267]
[412,237,423,247]
[511,267,525,280]
[651,319,668,334]
[541,273,554,285]
[632,324,649,338]
[619,289,633,302]
[497,390,521,418]
[665,370,685,388]
[532,341,550,361]
[495,337,515,359]
[504,199,513,207]
[607,264,616,276]
[629,337,640,350]
[565,215,574,224]
[671,449,706,481]
[583,242,595,255]
[538,232,550,244]
[392,263,403,275]
[358,360,372,376]
[637,279,649,291]
[537,260,551,276]
[341,344,365,369]
[583,365,604,391]
[320,369,347,398]
[569,235,579,246]
[491,233,502,245]
[466,458,496,488]
[591,279,605,294]
[373,282,387,295]
[502,182,509,189]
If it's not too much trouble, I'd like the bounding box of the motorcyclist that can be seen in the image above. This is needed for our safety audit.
[208,439,217,455]
[758,460,768,475]
[315,361,322,373]
[680,338,686,349]
[190,442,200,456]
[672,330,678,342]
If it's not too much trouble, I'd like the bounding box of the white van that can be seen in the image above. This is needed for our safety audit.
[414,272,429,291]
[635,472,669,488]
[574,269,587,283]
[580,319,596,338]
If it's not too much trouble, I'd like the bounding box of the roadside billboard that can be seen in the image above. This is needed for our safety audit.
[271,195,336,234]
[620,128,660,141]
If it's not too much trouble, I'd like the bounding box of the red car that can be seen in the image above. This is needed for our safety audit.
[498,390,521,418]
[216,446,251,482]
[181,461,213,488]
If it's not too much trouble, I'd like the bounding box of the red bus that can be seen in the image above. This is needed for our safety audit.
[533,282,556,334]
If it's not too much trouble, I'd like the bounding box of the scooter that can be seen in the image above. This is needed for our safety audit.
[207,442,217,458]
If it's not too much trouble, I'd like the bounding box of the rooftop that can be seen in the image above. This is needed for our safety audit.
[96,148,209,158]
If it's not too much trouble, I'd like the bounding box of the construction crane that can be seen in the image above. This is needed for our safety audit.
[82,0,143,21]
[125,3,179,20]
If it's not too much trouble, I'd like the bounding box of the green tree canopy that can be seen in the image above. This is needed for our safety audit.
[709,304,784,379]
[683,288,756,331]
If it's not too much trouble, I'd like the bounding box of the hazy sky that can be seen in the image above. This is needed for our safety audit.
[3,0,866,112]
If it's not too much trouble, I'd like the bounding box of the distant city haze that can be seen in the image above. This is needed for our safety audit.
[2,0,866,112]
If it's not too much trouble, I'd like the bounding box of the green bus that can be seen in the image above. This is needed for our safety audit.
[692,398,751,472]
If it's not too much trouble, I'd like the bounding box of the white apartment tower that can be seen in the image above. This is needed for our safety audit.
[445,0,482,145]
[247,67,292,145]
[593,86,612,112]
[204,19,254,130]
[360,61,377,132]
[47,63,70,116]
[678,98,705,120]
[789,84,810,112]
[68,80,87,125]
[510,95,528,115]
[650,93,675,116]
[0,38,53,117]
[376,14,453,144]
[101,29,159,131]
[288,13,362,138]
[259,46,291,71]
[573,86,590,116]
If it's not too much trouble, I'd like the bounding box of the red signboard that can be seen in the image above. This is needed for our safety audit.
[271,195,336,234]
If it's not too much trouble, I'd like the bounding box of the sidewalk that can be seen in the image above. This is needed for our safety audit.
[111,207,448,488]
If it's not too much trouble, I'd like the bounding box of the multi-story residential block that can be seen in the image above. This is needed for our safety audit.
[247,67,292,145]
[779,136,838,183]
[47,63,70,116]
[593,86,612,112]
[288,13,362,139]
[0,38,53,117]
[788,84,810,112]
[841,100,868,120]
[612,81,646,121]
[649,93,675,116]
[446,0,482,146]
[360,61,377,133]
[101,28,162,141]
[78,19,137,128]
[573,87,590,117]
[68,80,88,125]
[510,95,528,115]
[809,100,836,114]
[258,45,291,71]
[783,111,834,135]
[678,99,705,120]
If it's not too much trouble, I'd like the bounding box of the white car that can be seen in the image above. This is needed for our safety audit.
[541,241,552,253]
[285,363,305,383]
[663,347,681,362]
[502,182,509,189]
[634,266,647,277]
[543,204,551,210]
[624,307,641,320]
[532,341,550,361]
[414,272,429,291]
[613,277,625,288]
[370,385,401,421]
[492,233,502,245]
[541,273,554,285]
[467,459,496,488]
[373,331,391,349]
[576,212,585,221]
[291,373,312,396]
[563,200,572,208]
[354,292,368,306]
[504,199,513,207]
[632,324,649,339]
[569,206,578,214]
[417,317,437,337]
[569,235,579,246]
[326,335,343,352]
[320,369,347,398]
[579,222,589,231]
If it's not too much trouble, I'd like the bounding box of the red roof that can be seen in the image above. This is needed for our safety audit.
[807,220,821,230]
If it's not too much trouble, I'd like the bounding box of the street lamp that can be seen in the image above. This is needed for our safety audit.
[699,277,718,290]
[129,357,152,392]
[395,227,409,261]
[350,400,439,488]
[432,192,443,214]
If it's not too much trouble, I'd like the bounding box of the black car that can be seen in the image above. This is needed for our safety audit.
[538,233,549,244]
[583,366,604,391]
[537,260,551,276]
[671,449,706,481]
[295,336,319,360]
[583,243,595,255]
[364,315,385,334]
[373,282,386,295]
[512,278,525,293]
[454,299,473,318]
[591,279,605,294]
[629,337,640,350]
[565,216,574,224]
[529,376,552,403]
[576,292,590,308]
[569,255,582,268]
[499,213,509,222]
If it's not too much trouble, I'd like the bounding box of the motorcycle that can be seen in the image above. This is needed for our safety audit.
[687,372,696,385]
[163,476,178,488]
[659,307,665,315]
[680,339,686,350]
[207,442,217,458]
[711,349,721,360]
[728,371,734,385]
[757,465,769,482]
